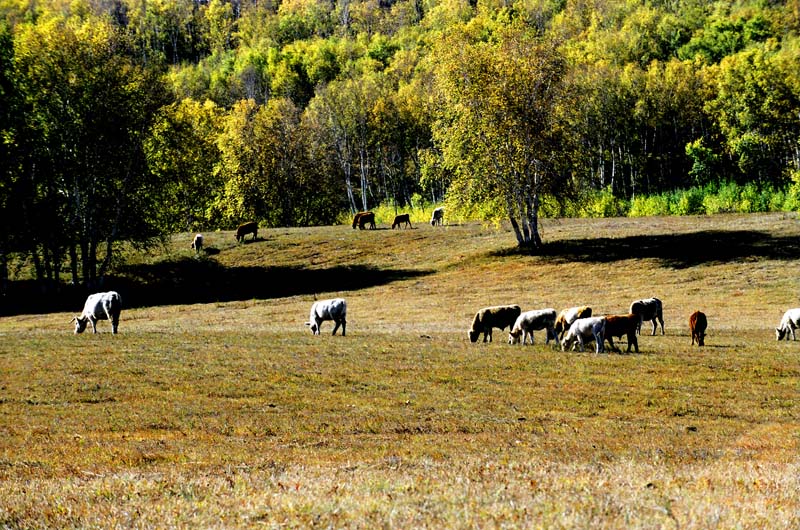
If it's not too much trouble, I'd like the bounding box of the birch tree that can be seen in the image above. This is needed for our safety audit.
[432,24,572,248]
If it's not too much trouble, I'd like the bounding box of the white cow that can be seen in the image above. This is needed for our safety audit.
[71,291,122,334]
[508,308,557,345]
[305,298,347,336]
[775,308,800,340]
[629,297,665,335]
[561,316,606,353]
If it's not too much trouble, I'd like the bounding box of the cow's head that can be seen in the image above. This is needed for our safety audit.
[305,321,320,335]
[468,329,480,343]
[508,330,521,344]
[71,316,88,334]
[776,327,787,341]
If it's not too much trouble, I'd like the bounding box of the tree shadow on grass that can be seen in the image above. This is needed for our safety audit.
[493,230,800,268]
[1,260,431,316]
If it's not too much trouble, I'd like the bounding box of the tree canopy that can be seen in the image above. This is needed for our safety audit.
[2,0,800,288]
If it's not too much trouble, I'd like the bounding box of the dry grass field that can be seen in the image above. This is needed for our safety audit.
[1,213,798,528]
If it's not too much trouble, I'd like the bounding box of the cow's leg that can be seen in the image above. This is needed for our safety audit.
[658,315,665,335]
[332,320,341,335]
[526,330,533,345]
[629,333,639,353]
[606,335,619,353]
[103,307,118,334]
[90,317,98,334]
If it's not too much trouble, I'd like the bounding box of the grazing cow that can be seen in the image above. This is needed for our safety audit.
[430,207,444,226]
[352,211,376,230]
[554,306,592,340]
[775,308,800,341]
[629,297,665,335]
[191,233,203,253]
[689,310,707,346]
[561,316,606,353]
[603,313,640,353]
[71,291,122,334]
[392,213,412,229]
[468,305,521,343]
[235,222,258,243]
[305,298,347,336]
[508,308,557,345]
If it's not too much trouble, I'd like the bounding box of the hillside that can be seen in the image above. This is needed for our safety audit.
[5,212,799,334]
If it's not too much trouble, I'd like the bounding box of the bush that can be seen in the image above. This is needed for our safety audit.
[584,187,629,218]
[670,187,706,215]
[629,194,670,217]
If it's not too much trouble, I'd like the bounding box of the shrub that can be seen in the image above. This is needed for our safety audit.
[670,187,706,215]
[585,187,629,218]
[629,194,670,217]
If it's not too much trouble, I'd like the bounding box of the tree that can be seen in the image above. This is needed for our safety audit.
[708,43,800,184]
[432,24,572,248]
[145,98,223,231]
[13,13,170,288]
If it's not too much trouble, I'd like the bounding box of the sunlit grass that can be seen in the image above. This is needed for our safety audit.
[1,213,799,527]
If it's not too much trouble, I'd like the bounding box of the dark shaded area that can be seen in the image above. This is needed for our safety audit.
[493,230,800,268]
[0,260,430,316]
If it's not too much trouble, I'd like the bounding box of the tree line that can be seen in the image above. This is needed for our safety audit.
[1,0,799,290]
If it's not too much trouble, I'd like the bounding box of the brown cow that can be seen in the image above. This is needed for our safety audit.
[468,305,521,343]
[604,313,640,353]
[554,306,592,340]
[235,222,258,242]
[392,213,412,229]
[352,211,376,230]
[689,310,707,346]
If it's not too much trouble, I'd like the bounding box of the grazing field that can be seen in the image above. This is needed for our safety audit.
[1,213,799,528]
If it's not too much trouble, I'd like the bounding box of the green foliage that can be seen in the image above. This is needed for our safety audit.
[583,187,629,218]
[4,0,800,290]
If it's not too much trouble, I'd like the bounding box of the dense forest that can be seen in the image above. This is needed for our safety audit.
[1,0,800,288]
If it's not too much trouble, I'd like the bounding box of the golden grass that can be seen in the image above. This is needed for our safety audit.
[1,213,799,528]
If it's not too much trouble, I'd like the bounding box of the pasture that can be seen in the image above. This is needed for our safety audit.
[1,213,798,528]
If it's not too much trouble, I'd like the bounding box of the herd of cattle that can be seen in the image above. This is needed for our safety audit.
[67,214,800,348]
[468,299,670,353]
[71,289,800,352]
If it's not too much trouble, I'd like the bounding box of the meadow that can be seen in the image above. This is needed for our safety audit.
[1,213,798,528]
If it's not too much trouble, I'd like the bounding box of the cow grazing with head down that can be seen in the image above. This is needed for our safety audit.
[305,298,347,336]
[191,233,203,253]
[629,297,664,335]
[468,305,521,343]
[508,308,557,345]
[352,211,376,230]
[392,213,412,229]
[71,291,122,334]
[554,306,592,340]
[603,313,639,353]
[430,207,444,226]
[236,222,258,243]
[689,310,707,346]
[775,308,800,341]
[561,316,606,353]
